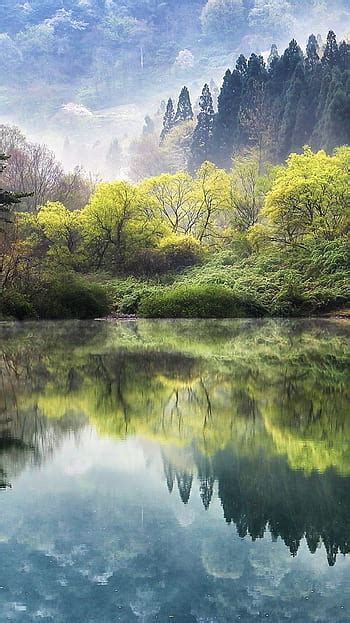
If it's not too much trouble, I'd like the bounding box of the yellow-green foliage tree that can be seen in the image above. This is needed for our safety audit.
[80,180,165,270]
[140,171,196,235]
[30,202,85,269]
[227,150,266,232]
[250,147,350,247]
[192,161,231,242]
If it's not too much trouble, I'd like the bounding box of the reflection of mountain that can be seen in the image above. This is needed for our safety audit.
[0,319,349,565]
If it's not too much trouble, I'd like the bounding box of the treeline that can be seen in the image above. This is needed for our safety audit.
[0,124,95,212]
[159,30,350,171]
[0,133,349,318]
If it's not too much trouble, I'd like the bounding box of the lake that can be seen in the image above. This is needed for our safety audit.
[0,319,349,622]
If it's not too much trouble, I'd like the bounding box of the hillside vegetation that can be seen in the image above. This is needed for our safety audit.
[0,142,349,319]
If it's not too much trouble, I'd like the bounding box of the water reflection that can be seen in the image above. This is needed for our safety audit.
[0,319,350,620]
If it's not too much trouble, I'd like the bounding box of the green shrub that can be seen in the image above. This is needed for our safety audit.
[34,276,110,319]
[103,277,157,314]
[159,235,203,271]
[139,285,251,318]
[126,235,203,276]
[0,290,37,320]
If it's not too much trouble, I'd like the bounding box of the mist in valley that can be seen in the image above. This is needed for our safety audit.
[0,0,348,181]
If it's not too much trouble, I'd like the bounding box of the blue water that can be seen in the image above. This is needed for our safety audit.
[0,319,349,622]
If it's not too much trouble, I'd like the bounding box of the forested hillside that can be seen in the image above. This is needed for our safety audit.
[0,0,349,124]
[155,30,350,172]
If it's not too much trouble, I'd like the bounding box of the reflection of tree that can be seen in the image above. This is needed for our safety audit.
[0,325,93,488]
[176,471,193,505]
[162,455,175,493]
[0,318,349,565]
[162,447,350,566]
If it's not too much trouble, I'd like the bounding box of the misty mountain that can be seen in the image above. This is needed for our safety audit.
[0,0,349,129]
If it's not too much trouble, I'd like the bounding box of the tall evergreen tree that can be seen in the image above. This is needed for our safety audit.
[267,44,279,70]
[0,154,27,227]
[210,78,219,111]
[281,39,304,80]
[174,86,193,125]
[236,54,248,77]
[143,115,155,135]
[306,34,320,70]
[247,53,267,82]
[316,70,350,150]
[190,84,215,171]
[176,471,193,505]
[189,30,348,170]
[212,69,242,167]
[338,40,350,72]
[160,98,175,144]
[322,31,339,67]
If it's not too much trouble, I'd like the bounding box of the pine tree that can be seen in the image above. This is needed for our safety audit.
[316,71,350,150]
[163,456,175,493]
[267,44,279,70]
[143,115,155,135]
[160,98,175,144]
[0,154,27,227]
[338,41,350,71]
[278,62,306,158]
[236,54,248,77]
[281,39,304,80]
[322,31,339,67]
[176,471,193,505]
[212,69,242,168]
[247,53,267,82]
[190,84,215,171]
[210,78,219,111]
[174,86,193,125]
[306,34,320,70]
[239,54,268,153]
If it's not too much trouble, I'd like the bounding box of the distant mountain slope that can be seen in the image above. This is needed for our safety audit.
[0,0,348,126]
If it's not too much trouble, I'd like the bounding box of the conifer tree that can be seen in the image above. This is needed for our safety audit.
[160,98,175,144]
[187,30,348,170]
[210,78,219,111]
[338,41,350,71]
[281,39,304,80]
[236,54,248,77]
[174,86,193,125]
[316,71,350,150]
[190,84,215,171]
[322,31,339,67]
[247,53,267,82]
[306,34,320,70]
[267,44,279,70]
[0,154,27,227]
[143,115,155,135]
[287,64,310,154]
[212,69,242,167]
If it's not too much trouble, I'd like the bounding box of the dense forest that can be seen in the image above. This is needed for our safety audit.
[0,28,349,320]
[0,0,348,122]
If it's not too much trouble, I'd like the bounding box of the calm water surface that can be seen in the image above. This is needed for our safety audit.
[0,319,349,622]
